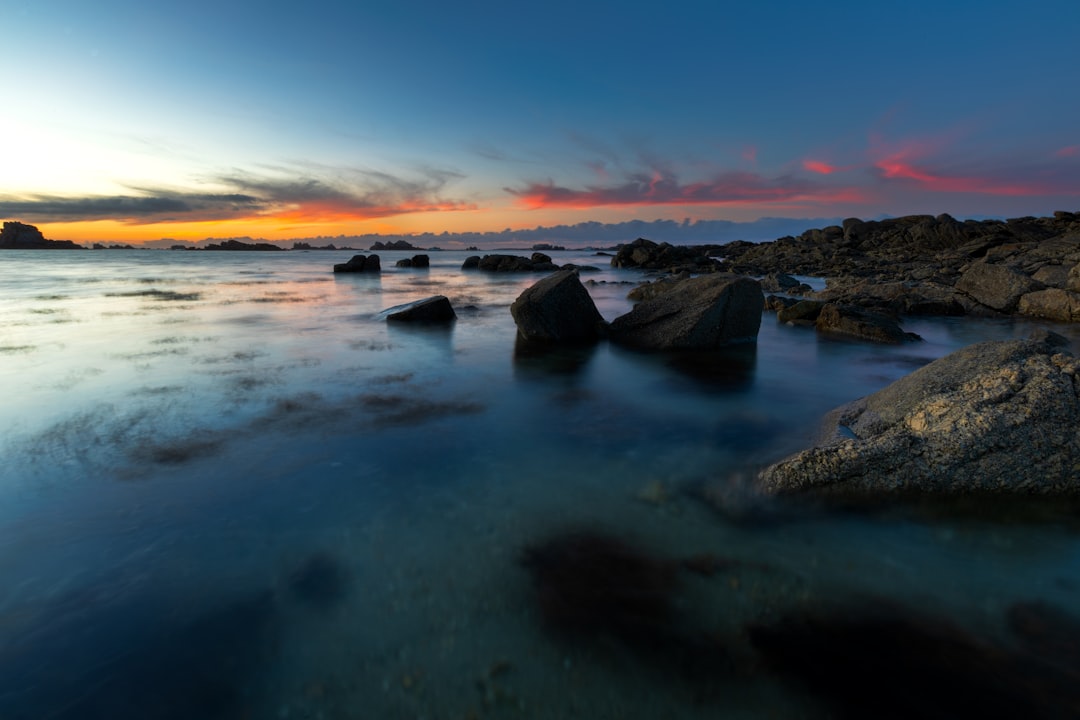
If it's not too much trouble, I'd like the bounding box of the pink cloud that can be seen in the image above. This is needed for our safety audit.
[1056,145,1080,158]
[507,171,866,209]
[803,160,839,175]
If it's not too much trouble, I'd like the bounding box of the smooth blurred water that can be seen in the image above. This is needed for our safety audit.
[1,249,1078,718]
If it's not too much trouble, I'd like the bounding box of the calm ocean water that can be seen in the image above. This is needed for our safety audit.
[1,248,1078,718]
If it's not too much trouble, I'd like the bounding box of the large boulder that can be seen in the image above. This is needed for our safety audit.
[510,269,607,344]
[383,295,456,323]
[955,261,1043,312]
[608,274,764,350]
[333,254,381,273]
[758,333,1080,496]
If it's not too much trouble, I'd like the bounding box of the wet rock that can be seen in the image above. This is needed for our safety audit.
[510,269,607,344]
[759,272,811,294]
[776,299,824,325]
[396,254,430,268]
[461,255,481,270]
[814,303,922,344]
[759,333,1080,496]
[609,274,764,350]
[1018,288,1080,322]
[333,254,381,273]
[383,295,456,323]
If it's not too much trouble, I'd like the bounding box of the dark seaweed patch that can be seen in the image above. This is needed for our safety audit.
[358,393,485,427]
[106,289,203,301]
[0,345,35,354]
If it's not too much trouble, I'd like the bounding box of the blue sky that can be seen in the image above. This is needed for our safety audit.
[2,0,1078,244]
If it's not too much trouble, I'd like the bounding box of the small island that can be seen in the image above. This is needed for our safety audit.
[0,221,83,249]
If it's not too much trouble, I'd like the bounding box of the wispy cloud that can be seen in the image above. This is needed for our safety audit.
[868,133,1079,196]
[1056,145,1080,158]
[0,165,476,224]
[506,170,865,209]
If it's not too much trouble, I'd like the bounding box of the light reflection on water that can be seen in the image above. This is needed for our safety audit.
[0,249,1078,718]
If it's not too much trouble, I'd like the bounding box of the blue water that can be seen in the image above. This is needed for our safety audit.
[1,249,1077,718]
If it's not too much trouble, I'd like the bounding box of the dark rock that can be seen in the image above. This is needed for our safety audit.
[611,237,723,272]
[626,272,693,302]
[776,299,825,325]
[409,254,430,268]
[477,254,558,272]
[1017,288,1080,322]
[814,303,922,344]
[609,274,764,350]
[531,252,552,264]
[462,255,481,270]
[758,335,1080,496]
[395,258,413,267]
[204,239,283,251]
[333,254,381,273]
[759,272,811,294]
[510,269,607,344]
[0,221,83,249]
[383,295,456,323]
[764,295,799,312]
[956,261,1044,312]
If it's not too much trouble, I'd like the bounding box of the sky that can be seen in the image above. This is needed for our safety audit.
[2,0,1079,246]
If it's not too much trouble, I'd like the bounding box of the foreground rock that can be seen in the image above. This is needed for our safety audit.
[510,269,607,344]
[609,274,764,350]
[333,254,381,273]
[758,332,1080,496]
[0,221,82,249]
[383,295,456,323]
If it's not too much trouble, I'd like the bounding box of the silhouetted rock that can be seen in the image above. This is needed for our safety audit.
[333,254,381,273]
[204,239,283,251]
[510,269,607,344]
[759,333,1080,496]
[0,221,82,249]
[461,255,481,270]
[370,239,417,251]
[476,254,560,272]
[383,295,456,323]
[609,274,764,350]
[611,237,723,272]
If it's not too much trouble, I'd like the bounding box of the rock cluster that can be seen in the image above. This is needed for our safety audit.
[395,254,430,268]
[463,253,561,272]
[758,332,1080,496]
[611,238,724,273]
[204,239,283,251]
[370,239,418,251]
[720,211,1080,322]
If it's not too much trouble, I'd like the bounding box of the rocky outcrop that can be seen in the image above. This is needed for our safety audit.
[370,239,418,251]
[0,221,82,249]
[758,332,1080,496]
[611,238,723,273]
[461,256,481,270]
[510,269,607,344]
[333,254,381,273]
[383,295,456,323]
[814,304,922,344]
[204,239,283,251]
[718,211,1080,321]
[609,274,764,350]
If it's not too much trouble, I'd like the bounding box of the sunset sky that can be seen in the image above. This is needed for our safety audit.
[2,0,1079,245]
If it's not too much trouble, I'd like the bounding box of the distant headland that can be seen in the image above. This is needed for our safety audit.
[0,221,83,249]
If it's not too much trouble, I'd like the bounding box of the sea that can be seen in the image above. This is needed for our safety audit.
[1,248,1078,718]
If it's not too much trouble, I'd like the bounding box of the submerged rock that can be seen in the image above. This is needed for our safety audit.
[758,333,1080,495]
[510,268,607,344]
[609,274,764,350]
